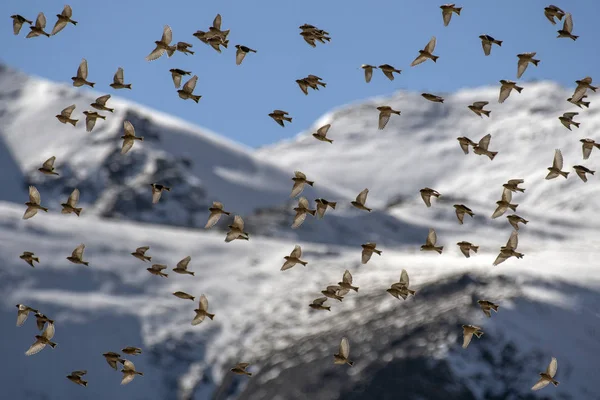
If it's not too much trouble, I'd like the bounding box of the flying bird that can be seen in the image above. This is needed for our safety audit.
[516,52,540,79]
[173,256,194,275]
[321,285,348,302]
[225,215,249,242]
[150,183,171,204]
[169,69,191,89]
[122,347,142,356]
[531,357,559,391]
[292,197,316,229]
[315,198,336,218]
[121,120,143,154]
[146,25,175,61]
[568,95,590,109]
[493,230,524,266]
[67,244,89,266]
[38,156,59,175]
[290,171,314,198]
[66,370,87,387]
[281,245,308,271]
[192,294,215,325]
[457,137,477,154]
[176,41,194,55]
[491,188,518,219]
[173,291,195,301]
[333,337,354,366]
[580,138,600,160]
[378,64,402,80]
[457,241,478,258]
[235,45,257,65]
[55,104,78,126]
[361,242,382,264]
[72,59,95,87]
[453,204,475,224]
[420,228,443,254]
[421,93,444,103]
[557,13,578,40]
[410,36,438,66]
[309,297,331,311]
[61,188,82,216]
[312,124,333,143]
[360,64,377,83]
[388,269,416,300]
[440,4,462,26]
[338,270,359,292]
[498,80,523,103]
[420,187,441,207]
[462,325,483,349]
[507,214,529,230]
[11,15,32,35]
[178,75,201,103]
[231,363,252,376]
[269,110,292,127]
[103,352,126,370]
[544,5,565,25]
[121,360,143,385]
[468,101,491,118]
[351,188,372,212]
[25,322,57,356]
[546,149,569,179]
[570,76,597,103]
[503,179,525,193]
[131,246,152,262]
[479,35,502,56]
[110,67,132,90]
[573,165,595,182]
[559,112,580,130]
[26,13,50,38]
[377,106,401,130]
[82,111,106,132]
[16,304,39,327]
[147,264,168,278]
[20,251,40,268]
[477,300,499,318]
[205,201,231,229]
[51,5,77,36]
[23,186,48,220]
[473,133,498,160]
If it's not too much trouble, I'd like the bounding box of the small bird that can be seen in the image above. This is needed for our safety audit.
[169,69,191,89]
[25,322,57,356]
[462,325,483,349]
[225,215,249,242]
[173,256,194,275]
[517,52,540,79]
[312,124,333,143]
[146,25,176,61]
[23,186,48,220]
[321,285,348,302]
[531,357,559,391]
[473,133,498,160]
[361,242,382,264]
[333,337,354,366]
[72,59,95,88]
[205,201,231,229]
[16,304,39,327]
[360,64,378,83]
[309,297,331,311]
[20,251,40,268]
[421,93,444,103]
[570,76,597,103]
[67,244,89,266]
[34,313,54,331]
[491,188,518,219]
[292,197,316,229]
[38,156,59,175]
[122,347,142,356]
[546,149,569,179]
[457,136,478,154]
[559,112,580,130]
[56,104,78,126]
[338,270,359,292]
[173,291,195,301]
[507,214,529,231]
[26,13,50,38]
[103,352,126,370]
[378,64,402,80]
[61,188,82,216]
[388,269,416,300]
[82,111,106,132]
[281,245,308,271]
[315,198,337,218]
[66,370,87,387]
[192,294,215,325]
[176,41,194,55]
[420,228,443,254]
[557,13,578,40]
[499,80,523,103]
[568,95,590,109]
[410,36,439,66]
[150,183,171,204]
[231,363,252,376]
[351,188,372,212]
[290,171,314,198]
[121,121,143,155]
[468,101,491,118]
[269,110,292,127]
[440,4,462,26]
[573,165,595,182]
[147,264,168,278]
[457,241,478,258]
[11,15,33,35]
[544,5,565,25]
[477,300,499,318]
[453,204,475,224]
[110,67,132,90]
[493,230,524,266]
[503,179,525,193]
[235,45,257,65]
[305,75,326,90]
[377,106,401,130]
[580,138,600,160]
[121,360,144,385]
[479,35,502,56]
[131,246,152,262]
[178,75,202,103]
[51,5,77,36]
[420,187,441,207]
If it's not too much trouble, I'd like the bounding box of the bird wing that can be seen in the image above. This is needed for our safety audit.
[290,245,302,258]
[199,294,208,311]
[123,120,135,137]
[531,378,550,391]
[182,75,198,94]
[85,115,97,132]
[16,310,29,327]
[95,94,111,106]
[492,204,508,219]
[481,40,491,56]
[508,217,519,231]
[544,9,557,24]
[213,14,222,30]
[171,71,182,88]
[410,54,428,67]
[378,111,390,130]
[43,322,55,339]
[563,112,578,119]
[297,80,309,95]
[67,188,80,207]
[42,156,56,169]
[313,297,327,305]
[501,188,512,203]
[553,149,563,170]
[281,259,296,271]
[114,67,125,85]
[77,59,88,79]
[507,230,519,249]
[298,197,309,209]
[382,69,395,81]
[507,179,524,185]
[493,252,509,266]
[25,340,46,356]
[420,191,432,207]
[517,59,528,79]
[23,207,38,220]
[121,373,135,385]
[459,245,471,258]
[356,188,369,205]
[498,85,511,103]
[316,124,331,137]
[123,359,135,372]
[563,13,573,33]
[442,9,452,26]
[136,246,149,254]
[361,248,372,264]
[426,228,437,246]
[213,200,226,209]
[342,270,353,285]
[62,5,73,18]
[290,180,305,198]
[36,12,47,29]
[72,243,85,259]
[208,39,223,53]
[121,139,134,155]
[571,85,587,103]
[177,256,191,270]
[478,134,491,150]
[152,189,162,204]
[205,211,222,229]
[400,269,409,286]
[472,101,489,109]
[51,19,68,36]
[61,104,76,118]
[146,45,165,61]
[582,144,592,160]
[291,211,307,229]
[455,208,465,224]
[547,357,558,377]
[29,185,41,204]
[191,312,206,325]
[364,67,373,83]
[13,18,23,35]
[462,331,473,348]
[72,370,87,377]
[161,25,173,44]
[424,36,436,53]
[458,140,470,154]
[339,337,350,358]
[232,215,244,230]
[236,48,246,65]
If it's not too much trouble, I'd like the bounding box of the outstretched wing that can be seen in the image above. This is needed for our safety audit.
[339,337,350,358]
[356,189,369,205]
[426,228,437,246]
[424,36,437,53]
[546,357,558,378]
[290,245,302,258]
[182,75,198,94]
[29,185,41,204]
[77,59,88,80]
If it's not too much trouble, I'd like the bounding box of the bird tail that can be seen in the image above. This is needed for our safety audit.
[473,331,484,338]
[351,286,359,292]
[325,306,331,311]
[207,313,215,320]
[41,206,49,212]
[482,110,491,117]
[70,20,78,25]
[515,86,523,93]
[188,271,196,276]
[552,380,559,386]
[107,108,115,113]
[49,341,57,348]
[435,246,444,254]
[145,256,152,262]
[431,55,439,62]
[123,84,132,89]
[83,261,89,266]
[392,110,401,115]
[328,201,337,209]
[594,143,600,149]
[68,119,78,127]
[488,151,498,160]
[573,122,581,128]
[582,101,590,108]
[89,82,95,88]
[347,360,354,366]
[491,304,499,312]
[517,188,526,193]
[223,211,231,215]
[99,115,107,120]
[532,59,540,66]
[590,85,598,92]
[374,249,382,255]
[82,381,88,386]
[33,257,40,262]
[408,289,416,295]
[522,219,529,224]
[284,117,292,122]
[306,180,315,186]
[508,204,518,211]
[471,246,479,253]
[560,171,570,178]
[222,40,229,48]
[135,136,144,141]
[192,95,202,103]
[571,35,579,41]
[590,170,596,175]
[366,207,372,212]
[494,40,503,46]
[299,261,308,266]
[308,209,316,216]
[187,50,195,55]
[454,7,462,15]
[73,207,82,216]
[160,272,168,277]
[335,295,344,302]
[137,372,144,376]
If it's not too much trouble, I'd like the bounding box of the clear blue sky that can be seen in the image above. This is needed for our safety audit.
[3,0,599,148]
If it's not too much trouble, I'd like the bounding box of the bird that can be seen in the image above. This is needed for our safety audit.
[360,64,377,83]
[82,111,106,132]
[235,45,257,65]
[61,188,82,216]
[517,52,540,79]
[559,112,580,130]
[66,370,87,387]
[173,256,194,275]
[477,300,499,318]
[38,156,59,175]
[178,75,201,103]
[493,230,524,266]
[568,95,591,109]
[121,120,143,155]
[557,13,578,40]
[67,244,89,266]
[290,171,314,198]
[570,77,597,103]
[546,149,569,179]
[146,25,175,61]
[11,14,33,35]
[361,242,382,264]
[440,4,462,26]
[122,347,142,356]
[150,183,171,204]
[292,197,316,229]
[420,228,443,254]
[388,269,416,300]
[503,179,525,193]
[103,352,126,370]
[421,93,444,103]
[333,337,354,366]
[192,294,215,325]
[15,304,39,327]
[457,137,477,154]
[457,241,479,258]
[231,363,252,376]
[20,251,40,268]
[378,64,402,81]
[321,285,348,302]
[34,313,54,331]
[23,186,48,220]
[225,215,249,242]
[377,106,401,130]
[491,188,518,219]
[580,138,600,160]
[296,79,310,95]
[304,75,326,90]
[420,187,441,207]
[351,188,372,212]
[573,165,595,182]
[544,5,565,24]
[51,5,77,36]
[498,80,523,103]
[479,35,502,56]
[507,214,529,230]
[315,198,337,218]
[205,201,231,229]
[26,12,50,38]
[147,264,168,278]
[531,357,559,391]
[110,67,132,90]
[462,325,483,349]
[169,69,191,89]
[410,36,438,66]
[25,322,57,356]
[338,270,359,292]
[473,133,498,160]
[281,245,308,271]
[72,59,95,87]
[121,360,144,385]
[131,246,152,262]
[309,297,331,311]
[175,41,194,55]
[173,291,195,301]
[453,204,475,224]
[312,124,334,143]
[468,101,491,118]
[269,110,293,127]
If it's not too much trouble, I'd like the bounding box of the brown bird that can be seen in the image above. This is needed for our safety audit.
[56,104,78,127]
[61,188,82,216]
[546,149,569,179]
[491,188,518,219]
[150,183,171,204]
[20,251,40,268]
[338,270,359,292]
[67,244,89,266]
[453,204,475,224]
[25,322,57,356]
[26,13,50,38]
[457,136,477,154]
[333,337,354,366]
[568,95,590,109]
[309,297,331,311]
[11,15,33,35]
[503,179,525,193]
[131,246,152,262]
[72,59,95,88]
[121,121,143,155]
[360,64,377,83]
[121,347,142,356]
[103,352,126,370]
[517,52,540,79]
[312,124,333,143]
[531,357,559,391]
[361,242,382,264]
[173,291,195,301]
[51,5,77,36]
[457,241,478,258]
[16,304,39,327]
[34,312,54,330]
[38,156,59,175]
[468,101,491,118]
[378,64,402,81]
[388,269,416,300]
[205,201,231,229]
[169,68,191,89]
[173,256,194,275]
[82,111,106,132]
[235,45,257,65]
[315,198,337,218]
[573,165,595,182]
[23,186,48,220]
[493,230,524,266]
[499,80,523,103]
[544,5,565,25]
[176,41,194,55]
[351,188,372,212]
[473,133,498,160]
[269,109,292,127]
[321,285,348,302]
[440,3,462,26]
[507,214,529,231]
[580,138,600,160]
[146,25,176,61]
[225,215,249,242]
[281,245,308,271]
[90,94,115,112]
[120,360,143,385]
[290,171,314,198]
[420,187,441,207]
[377,106,401,130]
[192,294,215,325]
[421,228,443,254]
[479,35,502,56]
[477,300,499,318]
[421,93,444,103]
[559,112,580,130]
[147,264,168,278]
[231,363,252,376]
[110,67,132,90]
[570,76,597,103]
[305,75,326,90]
[462,325,483,349]
[204,14,230,42]
[66,370,87,387]
[557,13,578,40]
[292,197,316,229]
[410,36,439,66]
[178,75,201,103]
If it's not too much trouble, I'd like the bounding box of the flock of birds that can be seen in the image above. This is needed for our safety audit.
[9,2,591,395]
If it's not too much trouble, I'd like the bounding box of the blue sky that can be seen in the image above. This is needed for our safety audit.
[3,0,599,148]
